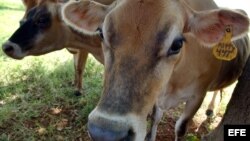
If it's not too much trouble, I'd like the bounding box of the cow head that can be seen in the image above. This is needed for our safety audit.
[62,0,249,140]
[2,0,69,59]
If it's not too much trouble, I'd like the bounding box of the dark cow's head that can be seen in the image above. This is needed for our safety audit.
[2,0,68,59]
[62,0,249,140]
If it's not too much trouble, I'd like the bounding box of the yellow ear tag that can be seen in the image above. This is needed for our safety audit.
[212,25,237,61]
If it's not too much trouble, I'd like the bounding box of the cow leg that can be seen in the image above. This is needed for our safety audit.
[206,90,222,118]
[73,50,88,96]
[175,93,206,141]
[145,105,163,141]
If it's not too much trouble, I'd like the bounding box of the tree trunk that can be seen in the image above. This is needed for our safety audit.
[203,57,250,141]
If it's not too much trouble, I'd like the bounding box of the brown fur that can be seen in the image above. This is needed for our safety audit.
[19,0,113,94]
[63,0,249,140]
[70,0,249,140]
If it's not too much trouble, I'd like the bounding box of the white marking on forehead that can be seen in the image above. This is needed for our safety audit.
[159,25,181,56]
[89,108,147,141]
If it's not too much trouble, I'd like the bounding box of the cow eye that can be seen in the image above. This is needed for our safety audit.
[36,15,50,28]
[167,37,185,56]
[96,27,104,40]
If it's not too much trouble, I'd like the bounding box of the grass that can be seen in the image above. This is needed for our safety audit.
[0,0,24,11]
[0,1,103,140]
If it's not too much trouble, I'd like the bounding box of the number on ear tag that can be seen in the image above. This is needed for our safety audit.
[212,25,238,61]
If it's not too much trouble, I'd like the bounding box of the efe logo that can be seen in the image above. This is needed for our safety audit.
[224,125,250,141]
[228,129,246,136]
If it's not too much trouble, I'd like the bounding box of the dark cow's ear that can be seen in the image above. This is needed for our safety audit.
[186,9,249,46]
[62,0,109,35]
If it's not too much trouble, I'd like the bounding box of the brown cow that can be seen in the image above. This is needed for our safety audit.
[2,0,114,95]
[62,0,249,141]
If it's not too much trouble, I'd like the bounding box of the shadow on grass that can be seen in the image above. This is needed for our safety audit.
[0,58,103,140]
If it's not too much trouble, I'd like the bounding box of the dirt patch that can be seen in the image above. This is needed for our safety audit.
[156,117,176,141]
[155,116,221,141]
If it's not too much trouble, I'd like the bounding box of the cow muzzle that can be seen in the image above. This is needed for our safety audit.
[88,122,134,141]
[2,41,25,59]
[87,109,147,141]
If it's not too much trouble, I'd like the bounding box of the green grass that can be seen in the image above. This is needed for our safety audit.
[0,1,103,140]
[0,0,24,11]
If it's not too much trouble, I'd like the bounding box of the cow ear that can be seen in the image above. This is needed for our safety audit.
[186,9,249,46]
[62,0,109,35]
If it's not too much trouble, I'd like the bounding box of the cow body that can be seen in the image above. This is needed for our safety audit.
[61,0,249,141]
[2,0,116,95]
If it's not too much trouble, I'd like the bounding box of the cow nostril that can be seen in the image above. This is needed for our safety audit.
[126,129,135,141]
[3,44,14,54]
[88,122,134,141]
